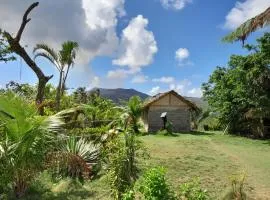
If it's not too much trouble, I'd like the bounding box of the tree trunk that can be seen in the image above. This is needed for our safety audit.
[2,2,53,115]
[36,76,50,115]
[55,70,63,111]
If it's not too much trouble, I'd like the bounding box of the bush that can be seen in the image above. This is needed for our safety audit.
[165,121,174,135]
[178,178,209,200]
[68,126,109,143]
[107,130,142,199]
[122,189,135,200]
[139,167,175,200]
[222,173,247,200]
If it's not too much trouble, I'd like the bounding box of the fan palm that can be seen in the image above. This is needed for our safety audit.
[48,136,100,179]
[0,93,63,197]
[223,7,270,44]
[33,41,79,110]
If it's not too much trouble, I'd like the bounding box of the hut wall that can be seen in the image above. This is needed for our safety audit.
[147,93,192,132]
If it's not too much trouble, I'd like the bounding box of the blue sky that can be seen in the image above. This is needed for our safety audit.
[0,0,269,97]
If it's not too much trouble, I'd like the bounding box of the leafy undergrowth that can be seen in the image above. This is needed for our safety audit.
[7,132,270,200]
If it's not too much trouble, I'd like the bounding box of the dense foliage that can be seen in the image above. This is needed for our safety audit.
[202,33,270,137]
[139,167,175,200]
[0,93,63,197]
[0,30,15,63]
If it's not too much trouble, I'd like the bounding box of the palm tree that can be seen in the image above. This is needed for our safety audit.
[119,96,143,133]
[0,93,63,197]
[33,41,79,110]
[223,7,270,44]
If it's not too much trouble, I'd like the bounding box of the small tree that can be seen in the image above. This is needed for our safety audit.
[124,96,143,134]
[33,41,79,110]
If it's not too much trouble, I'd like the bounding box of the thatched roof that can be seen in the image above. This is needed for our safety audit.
[223,7,270,44]
[143,90,198,110]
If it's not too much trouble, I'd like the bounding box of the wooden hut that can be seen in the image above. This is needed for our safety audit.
[142,90,198,133]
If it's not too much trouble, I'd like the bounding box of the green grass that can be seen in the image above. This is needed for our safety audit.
[141,132,270,199]
[13,132,270,199]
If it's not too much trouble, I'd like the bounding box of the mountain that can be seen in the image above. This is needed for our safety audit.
[185,97,208,109]
[91,88,207,108]
[91,88,149,104]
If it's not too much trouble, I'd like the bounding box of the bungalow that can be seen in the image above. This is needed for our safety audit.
[142,90,198,133]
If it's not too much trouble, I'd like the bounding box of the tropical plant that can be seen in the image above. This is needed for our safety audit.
[0,93,63,197]
[120,96,143,134]
[33,41,79,110]
[223,173,247,200]
[74,87,88,104]
[48,136,100,181]
[223,7,270,44]
[5,81,36,100]
[178,178,209,200]
[106,114,147,200]
[139,166,175,200]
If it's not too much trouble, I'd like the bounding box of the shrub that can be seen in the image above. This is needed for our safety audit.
[178,178,209,200]
[122,189,135,200]
[68,126,109,143]
[139,167,175,200]
[222,173,247,200]
[165,121,174,135]
[107,130,143,199]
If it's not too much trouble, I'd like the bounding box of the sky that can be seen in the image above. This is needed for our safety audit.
[0,0,269,97]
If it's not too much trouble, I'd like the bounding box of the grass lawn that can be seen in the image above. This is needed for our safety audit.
[141,132,270,199]
[19,132,270,200]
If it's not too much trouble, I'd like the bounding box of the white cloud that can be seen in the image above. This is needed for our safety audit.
[107,67,140,79]
[131,74,148,83]
[91,76,100,87]
[224,0,270,30]
[169,79,191,94]
[160,0,192,10]
[187,88,202,97]
[152,76,175,84]
[113,15,158,72]
[175,48,189,61]
[169,83,184,92]
[175,48,193,66]
[0,0,126,65]
[86,76,100,90]
[149,86,161,95]
[107,69,129,79]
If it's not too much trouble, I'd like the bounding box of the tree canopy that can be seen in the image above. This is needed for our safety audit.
[203,33,270,137]
[0,30,15,62]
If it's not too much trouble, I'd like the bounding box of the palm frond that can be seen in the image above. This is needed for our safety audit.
[41,114,64,133]
[64,136,100,165]
[33,44,60,70]
[60,41,79,67]
[223,7,270,44]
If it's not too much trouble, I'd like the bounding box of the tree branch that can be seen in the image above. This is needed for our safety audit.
[15,2,39,42]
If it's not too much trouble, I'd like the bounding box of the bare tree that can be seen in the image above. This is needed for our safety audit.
[2,2,53,114]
